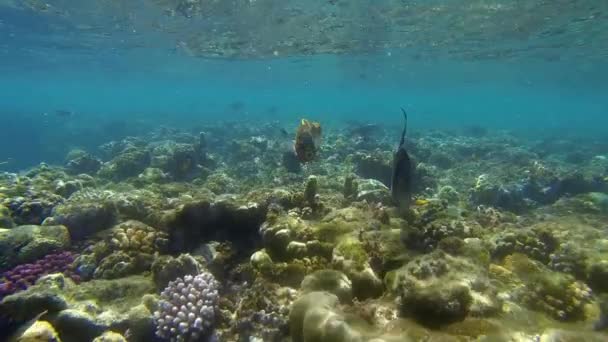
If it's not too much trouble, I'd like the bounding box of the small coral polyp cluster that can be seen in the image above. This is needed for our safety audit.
[1,122,608,341]
[154,272,219,341]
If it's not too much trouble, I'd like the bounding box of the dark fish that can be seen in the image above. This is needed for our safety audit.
[391,108,414,209]
[348,123,381,138]
[54,109,73,117]
[229,101,245,112]
[463,124,488,137]
[594,296,608,331]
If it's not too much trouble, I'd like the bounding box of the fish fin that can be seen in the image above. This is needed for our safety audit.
[399,108,408,147]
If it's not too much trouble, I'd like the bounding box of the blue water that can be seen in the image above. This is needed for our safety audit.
[1,2,607,170]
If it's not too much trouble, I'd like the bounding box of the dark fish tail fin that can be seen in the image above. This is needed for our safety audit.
[399,108,408,147]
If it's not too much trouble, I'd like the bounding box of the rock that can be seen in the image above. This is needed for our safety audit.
[588,261,608,293]
[165,198,266,253]
[0,274,155,340]
[92,331,127,342]
[286,241,308,259]
[54,309,105,342]
[438,185,460,204]
[5,193,63,226]
[123,304,155,342]
[0,224,70,270]
[349,266,384,300]
[282,151,301,173]
[353,153,392,187]
[342,175,358,200]
[150,142,201,180]
[387,251,500,327]
[289,291,362,342]
[44,201,117,241]
[250,250,273,272]
[539,328,606,342]
[0,274,71,322]
[53,180,83,198]
[304,176,318,206]
[13,320,62,342]
[331,238,384,300]
[97,148,151,181]
[136,168,169,184]
[355,179,391,204]
[400,280,472,327]
[151,253,202,290]
[300,270,353,303]
[65,151,102,176]
[0,205,14,228]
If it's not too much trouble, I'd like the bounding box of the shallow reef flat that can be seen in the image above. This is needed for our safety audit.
[1,121,608,341]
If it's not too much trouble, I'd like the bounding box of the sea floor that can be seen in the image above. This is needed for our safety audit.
[1,120,608,341]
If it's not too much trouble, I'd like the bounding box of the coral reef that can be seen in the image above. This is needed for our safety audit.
[1,121,607,341]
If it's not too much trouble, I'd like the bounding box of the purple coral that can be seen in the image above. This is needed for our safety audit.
[154,272,220,341]
[0,251,80,299]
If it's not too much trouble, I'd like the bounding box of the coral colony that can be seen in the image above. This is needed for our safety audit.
[0,251,79,299]
[154,272,220,341]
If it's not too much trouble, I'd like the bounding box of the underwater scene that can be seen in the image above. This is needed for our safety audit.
[1,0,608,341]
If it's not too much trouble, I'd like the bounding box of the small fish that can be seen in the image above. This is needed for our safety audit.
[414,199,429,206]
[390,108,414,209]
